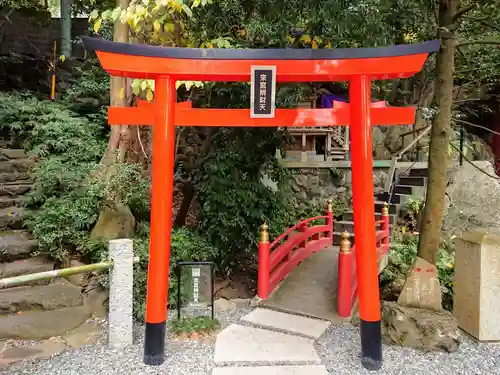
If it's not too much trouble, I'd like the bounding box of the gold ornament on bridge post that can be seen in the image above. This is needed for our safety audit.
[340,231,352,253]
[326,199,333,213]
[260,223,269,244]
[382,202,389,216]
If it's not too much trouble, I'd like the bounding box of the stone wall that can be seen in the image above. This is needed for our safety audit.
[289,168,389,211]
[0,14,89,57]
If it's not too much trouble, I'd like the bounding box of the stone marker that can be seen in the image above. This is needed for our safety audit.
[454,231,500,341]
[108,238,134,349]
[397,256,442,311]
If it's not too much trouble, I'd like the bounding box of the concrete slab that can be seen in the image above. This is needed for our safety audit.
[214,324,320,364]
[212,365,329,375]
[241,308,330,338]
[259,246,344,323]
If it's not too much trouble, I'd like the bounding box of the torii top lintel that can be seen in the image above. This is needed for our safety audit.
[82,37,439,82]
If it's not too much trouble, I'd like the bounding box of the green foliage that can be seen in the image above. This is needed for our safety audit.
[129,224,217,322]
[380,232,455,311]
[197,127,295,275]
[168,316,220,335]
[0,92,150,262]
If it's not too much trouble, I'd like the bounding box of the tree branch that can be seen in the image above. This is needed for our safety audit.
[458,39,500,47]
[453,4,477,21]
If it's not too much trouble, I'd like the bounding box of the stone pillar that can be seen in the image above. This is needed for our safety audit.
[108,238,134,349]
[454,231,500,341]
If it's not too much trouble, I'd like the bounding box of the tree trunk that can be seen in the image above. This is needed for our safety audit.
[417,0,458,265]
[91,0,136,242]
[101,0,130,167]
[60,0,72,58]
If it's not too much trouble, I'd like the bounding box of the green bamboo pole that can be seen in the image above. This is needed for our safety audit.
[0,257,139,289]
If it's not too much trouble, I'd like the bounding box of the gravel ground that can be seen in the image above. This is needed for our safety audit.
[316,324,500,375]
[3,308,500,375]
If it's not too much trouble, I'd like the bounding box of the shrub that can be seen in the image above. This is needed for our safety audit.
[130,224,217,321]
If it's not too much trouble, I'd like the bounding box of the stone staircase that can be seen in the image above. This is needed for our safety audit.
[0,145,106,356]
[334,167,428,245]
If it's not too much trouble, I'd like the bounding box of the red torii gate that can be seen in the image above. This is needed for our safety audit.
[82,36,439,371]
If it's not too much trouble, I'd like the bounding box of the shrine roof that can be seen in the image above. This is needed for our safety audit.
[82,37,439,61]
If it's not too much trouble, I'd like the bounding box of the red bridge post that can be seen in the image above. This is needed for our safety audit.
[257,223,271,299]
[337,231,353,318]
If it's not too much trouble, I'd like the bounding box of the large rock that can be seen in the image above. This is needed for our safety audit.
[0,231,37,261]
[444,161,500,237]
[397,257,442,311]
[381,302,461,352]
[90,205,135,240]
[0,305,91,340]
[0,282,83,314]
[0,206,24,229]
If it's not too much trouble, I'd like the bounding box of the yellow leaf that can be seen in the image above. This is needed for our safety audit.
[182,4,193,17]
[401,226,406,234]
[153,20,161,32]
[140,80,148,91]
[300,34,311,43]
[146,89,154,102]
[165,23,175,33]
[311,39,318,49]
[142,0,150,5]
[119,88,126,99]
[93,19,102,34]
[88,9,99,21]
[192,0,201,7]
[286,35,295,44]
[111,7,122,22]
[326,41,332,49]
[59,55,66,62]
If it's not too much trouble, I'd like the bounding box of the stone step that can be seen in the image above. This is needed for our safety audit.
[212,366,329,375]
[409,168,428,177]
[0,206,24,230]
[0,183,32,197]
[0,196,24,210]
[214,324,320,364]
[0,257,54,285]
[376,192,407,205]
[0,149,27,160]
[399,176,427,187]
[0,172,31,183]
[0,281,84,315]
[0,304,91,340]
[393,185,414,195]
[0,230,38,262]
[0,159,33,174]
[241,308,330,339]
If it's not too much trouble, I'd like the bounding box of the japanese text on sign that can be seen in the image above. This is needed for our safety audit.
[250,66,276,118]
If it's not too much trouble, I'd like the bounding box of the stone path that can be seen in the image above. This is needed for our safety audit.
[212,307,332,374]
[258,246,344,324]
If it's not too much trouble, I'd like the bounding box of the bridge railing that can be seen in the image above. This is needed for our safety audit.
[337,203,391,318]
[257,199,334,299]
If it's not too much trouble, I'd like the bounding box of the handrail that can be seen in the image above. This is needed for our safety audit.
[270,215,328,248]
[257,200,334,300]
[383,125,432,194]
[0,257,140,289]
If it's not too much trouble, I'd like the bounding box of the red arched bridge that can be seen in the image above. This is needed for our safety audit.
[257,199,391,319]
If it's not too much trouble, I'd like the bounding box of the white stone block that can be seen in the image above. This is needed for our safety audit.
[241,308,330,338]
[212,365,329,375]
[214,324,320,364]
